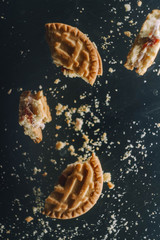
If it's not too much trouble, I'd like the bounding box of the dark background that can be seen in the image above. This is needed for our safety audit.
[1,0,160,239]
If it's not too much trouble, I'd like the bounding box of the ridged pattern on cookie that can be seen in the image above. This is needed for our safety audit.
[45,23,102,85]
[42,153,103,219]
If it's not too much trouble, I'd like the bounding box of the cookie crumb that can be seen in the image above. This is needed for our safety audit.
[74,118,83,131]
[55,141,66,150]
[55,103,68,116]
[157,69,160,76]
[33,167,41,175]
[124,4,131,12]
[42,172,48,177]
[68,145,77,156]
[54,78,61,84]
[55,125,61,130]
[124,31,131,37]
[103,172,111,182]
[7,89,12,95]
[137,1,142,7]
[25,216,34,223]
[107,182,115,189]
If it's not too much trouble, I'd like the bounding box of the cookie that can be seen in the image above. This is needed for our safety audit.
[19,91,52,143]
[124,9,160,75]
[45,23,103,85]
[42,153,103,219]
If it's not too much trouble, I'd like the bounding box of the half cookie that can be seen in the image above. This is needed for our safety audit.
[19,91,52,143]
[42,153,103,219]
[124,9,160,75]
[45,23,103,85]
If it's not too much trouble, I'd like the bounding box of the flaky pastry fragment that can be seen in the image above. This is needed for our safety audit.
[124,10,160,75]
[19,91,52,143]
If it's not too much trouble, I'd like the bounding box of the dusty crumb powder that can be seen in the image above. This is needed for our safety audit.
[74,118,83,131]
[103,172,111,182]
[137,1,142,7]
[107,182,115,189]
[124,31,132,37]
[124,4,131,12]
[55,141,66,150]
[25,216,34,223]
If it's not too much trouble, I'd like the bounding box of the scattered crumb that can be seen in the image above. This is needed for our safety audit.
[55,125,61,130]
[33,167,41,175]
[7,89,12,95]
[101,133,108,144]
[50,159,57,164]
[74,118,83,131]
[157,69,160,76]
[157,123,160,127]
[42,172,48,177]
[55,103,68,116]
[107,182,115,189]
[68,145,77,156]
[55,141,66,150]
[137,1,142,7]
[124,31,132,37]
[54,78,61,84]
[82,134,89,144]
[103,172,111,183]
[106,93,111,106]
[25,216,34,223]
[124,4,131,12]
[108,67,115,73]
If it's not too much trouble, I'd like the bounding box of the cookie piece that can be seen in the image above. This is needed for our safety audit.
[42,153,103,219]
[19,91,52,143]
[124,9,160,75]
[45,23,103,85]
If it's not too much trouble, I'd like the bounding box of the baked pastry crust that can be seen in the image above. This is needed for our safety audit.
[124,9,160,75]
[45,23,103,85]
[42,153,103,219]
[19,91,52,143]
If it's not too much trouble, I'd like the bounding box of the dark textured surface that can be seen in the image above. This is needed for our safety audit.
[1,0,160,239]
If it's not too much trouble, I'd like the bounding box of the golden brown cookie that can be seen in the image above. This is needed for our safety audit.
[124,9,160,75]
[45,23,103,85]
[42,153,103,219]
[19,91,52,143]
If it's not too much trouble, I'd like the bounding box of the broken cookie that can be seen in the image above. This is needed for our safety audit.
[19,91,52,143]
[45,23,103,85]
[124,9,160,75]
[42,153,103,219]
